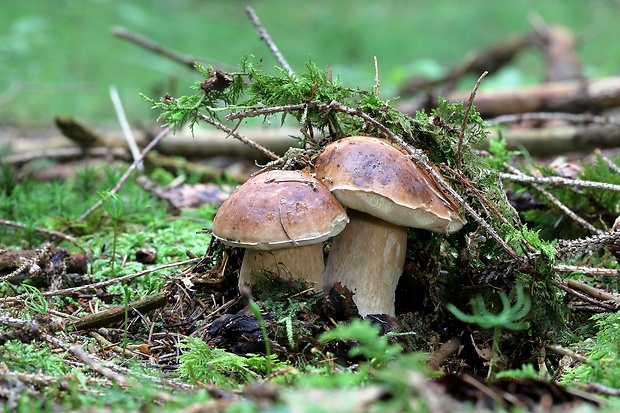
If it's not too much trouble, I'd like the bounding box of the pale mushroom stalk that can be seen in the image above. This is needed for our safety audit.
[315,136,466,316]
[240,244,324,287]
[323,210,406,316]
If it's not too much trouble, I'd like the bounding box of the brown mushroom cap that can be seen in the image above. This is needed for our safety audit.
[314,136,465,234]
[212,169,349,250]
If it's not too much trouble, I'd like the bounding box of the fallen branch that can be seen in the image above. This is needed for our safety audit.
[445,76,620,118]
[71,292,168,331]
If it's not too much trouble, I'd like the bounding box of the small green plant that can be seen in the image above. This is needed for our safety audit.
[177,337,288,389]
[319,318,403,371]
[561,311,620,388]
[446,282,531,381]
[247,294,273,376]
[22,283,48,314]
[99,190,124,277]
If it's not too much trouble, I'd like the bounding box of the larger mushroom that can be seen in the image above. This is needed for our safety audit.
[314,136,465,316]
[212,169,348,290]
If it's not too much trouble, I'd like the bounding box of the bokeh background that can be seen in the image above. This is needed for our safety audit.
[2,0,620,129]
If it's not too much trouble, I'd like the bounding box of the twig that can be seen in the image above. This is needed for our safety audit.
[373,56,380,96]
[486,112,620,127]
[245,7,293,74]
[554,264,620,277]
[110,85,142,171]
[71,292,168,331]
[594,148,620,175]
[69,344,129,387]
[0,257,200,304]
[458,71,487,171]
[1,147,129,167]
[432,164,522,262]
[69,124,173,228]
[555,230,620,260]
[498,172,620,192]
[567,278,620,303]
[547,344,597,367]
[0,242,53,283]
[111,26,202,71]
[0,219,79,245]
[502,163,601,234]
[227,103,306,121]
[549,278,617,311]
[197,112,279,160]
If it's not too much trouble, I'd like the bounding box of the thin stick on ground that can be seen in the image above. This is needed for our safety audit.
[0,257,200,305]
[246,7,293,74]
[502,163,601,234]
[594,148,620,175]
[110,85,143,171]
[498,172,620,192]
[0,219,79,246]
[458,71,487,171]
[1,147,130,167]
[486,111,620,127]
[69,344,129,387]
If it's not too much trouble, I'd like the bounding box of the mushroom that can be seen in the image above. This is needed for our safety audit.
[314,136,465,316]
[212,169,349,290]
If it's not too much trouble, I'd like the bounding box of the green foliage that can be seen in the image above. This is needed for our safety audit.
[22,283,48,314]
[447,282,531,380]
[319,318,403,370]
[517,152,620,240]
[561,311,620,388]
[99,190,124,277]
[495,363,540,380]
[254,275,323,351]
[447,282,531,331]
[1,341,70,375]
[177,337,289,389]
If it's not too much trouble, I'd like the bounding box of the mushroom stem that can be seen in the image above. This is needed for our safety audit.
[240,244,325,290]
[323,210,407,316]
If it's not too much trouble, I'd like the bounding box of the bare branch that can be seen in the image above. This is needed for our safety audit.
[498,172,620,192]
[0,257,199,305]
[197,112,279,160]
[486,111,619,127]
[458,71,487,170]
[594,148,620,175]
[502,163,601,234]
[110,85,142,171]
[246,7,293,74]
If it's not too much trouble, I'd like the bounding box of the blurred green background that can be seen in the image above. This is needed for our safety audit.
[1,0,619,129]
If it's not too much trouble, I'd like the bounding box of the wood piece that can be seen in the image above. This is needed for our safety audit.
[70,292,168,331]
[443,76,620,118]
[398,33,531,96]
[484,123,620,155]
[55,116,121,148]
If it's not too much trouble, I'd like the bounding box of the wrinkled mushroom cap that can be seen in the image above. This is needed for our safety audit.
[212,169,349,250]
[314,136,465,234]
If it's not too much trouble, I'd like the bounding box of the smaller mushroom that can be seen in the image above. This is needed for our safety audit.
[315,136,466,316]
[212,169,349,290]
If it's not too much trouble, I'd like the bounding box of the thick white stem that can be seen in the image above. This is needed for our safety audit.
[239,244,325,290]
[323,210,407,316]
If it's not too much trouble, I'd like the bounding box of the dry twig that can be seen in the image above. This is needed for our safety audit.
[246,7,293,74]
